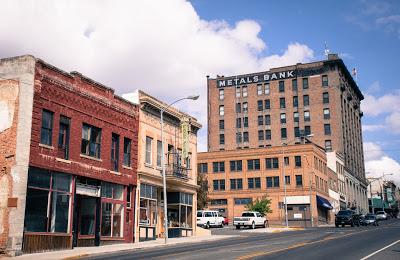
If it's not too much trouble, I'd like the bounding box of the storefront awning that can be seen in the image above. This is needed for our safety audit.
[316,195,333,210]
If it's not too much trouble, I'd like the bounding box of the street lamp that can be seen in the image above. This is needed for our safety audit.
[161,95,199,244]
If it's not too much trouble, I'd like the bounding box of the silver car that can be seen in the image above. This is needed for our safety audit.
[375,211,388,220]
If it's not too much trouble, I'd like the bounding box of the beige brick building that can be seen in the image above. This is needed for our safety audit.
[206,54,368,213]
[198,144,334,227]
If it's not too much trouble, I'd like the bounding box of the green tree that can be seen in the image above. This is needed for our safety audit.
[245,195,272,216]
[197,173,209,210]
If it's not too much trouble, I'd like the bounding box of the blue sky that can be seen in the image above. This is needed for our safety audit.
[0,0,399,182]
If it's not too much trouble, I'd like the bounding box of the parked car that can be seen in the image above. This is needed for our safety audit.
[375,211,388,220]
[196,210,224,229]
[335,210,360,227]
[361,214,379,226]
[233,211,267,229]
[223,216,229,226]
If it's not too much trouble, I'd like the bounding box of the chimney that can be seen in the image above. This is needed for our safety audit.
[328,53,339,60]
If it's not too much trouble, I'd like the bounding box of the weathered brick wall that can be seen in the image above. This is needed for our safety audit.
[0,80,19,253]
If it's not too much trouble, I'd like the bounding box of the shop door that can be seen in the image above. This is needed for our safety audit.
[72,195,100,247]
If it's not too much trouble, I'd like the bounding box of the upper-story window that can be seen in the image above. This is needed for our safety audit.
[41,109,54,146]
[265,130,271,140]
[280,98,286,109]
[243,102,248,113]
[265,99,271,109]
[303,95,310,106]
[213,161,225,173]
[296,175,303,186]
[123,138,132,167]
[266,158,279,169]
[304,111,311,121]
[322,75,328,87]
[258,116,264,126]
[145,136,153,165]
[293,96,298,108]
[265,115,271,125]
[294,112,299,122]
[219,134,225,145]
[248,177,261,189]
[280,113,286,124]
[258,130,264,141]
[198,163,208,173]
[243,117,249,128]
[236,103,241,113]
[257,84,263,95]
[247,159,260,171]
[265,83,270,95]
[81,123,102,159]
[279,81,285,92]
[236,87,241,98]
[281,128,287,139]
[236,118,242,128]
[230,178,243,190]
[257,100,263,111]
[325,140,332,152]
[58,115,70,159]
[243,131,249,142]
[219,89,224,100]
[219,120,225,130]
[295,155,302,167]
[323,92,330,104]
[302,78,309,89]
[156,140,162,167]
[219,105,224,116]
[230,160,242,172]
[294,127,300,138]
[111,133,120,171]
[292,79,298,91]
[324,124,331,135]
[323,108,330,119]
[242,86,248,97]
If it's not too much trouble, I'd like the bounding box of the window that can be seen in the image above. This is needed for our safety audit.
[265,115,271,125]
[295,156,302,167]
[258,130,264,141]
[322,75,328,87]
[305,125,311,136]
[285,176,291,185]
[41,110,54,146]
[281,128,287,139]
[280,113,286,124]
[234,198,252,205]
[236,103,241,113]
[236,132,242,143]
[139,184,157,227]
[81,123,102,159]
[292,79,298,91]
[324,124,331,135]
[230,160,242,172]
[243,102,248,113]
[219,134,225,145]
[293,96,298,107]
[219,120,225,130]
[280,98,286,108]
[230,179,243,190]
[266,158,279,169]
[210,199,228,205]
[257,84,263,95]
[123,138,132,167]
[236,87,241,98]
[266,176,279,188]
[279,81,285,92]
[145,136,153,165]
[243,117,248,128]
[303,95,310,106]
[243,131,249,142]
[284,157,289,166]
[325,140,332,152]
[294,112,299,122]
[304,111,310,121]
[302,78,309,89]
[257,100,263,111]
[58,115,70,159]
[248,177,261,189]
[242,86,248,97]
[219,105,224,116]
[247,159,260,171]
[295,175,303,186]
[236,118,242,128]
[264,83,270,94]
[198,163,208,173]
[219,89,224,100]
[25,168,71,233]
[258,115,264,126]
[294,127,300,138]
[323,108,330,119]
[265,99,271,109]
[101,182,124,238]
[265,130,271,140]
[213,161,225,173]
[323,92,330,104]
[111,133,120,172]
[213,180,225,191]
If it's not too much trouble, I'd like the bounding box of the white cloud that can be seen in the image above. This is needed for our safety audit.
[364,142,400,186]
[362,124,385,132]
[361,92,400,117]
[366,81,381,94]
[385,112,400,134]
[0,0,315,152]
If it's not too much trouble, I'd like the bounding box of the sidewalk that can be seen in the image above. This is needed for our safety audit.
[11,235,235,260]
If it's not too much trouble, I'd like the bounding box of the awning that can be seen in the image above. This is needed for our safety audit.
[316,195,333,210]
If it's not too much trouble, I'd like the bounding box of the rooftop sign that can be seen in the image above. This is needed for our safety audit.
[217,70,296,88]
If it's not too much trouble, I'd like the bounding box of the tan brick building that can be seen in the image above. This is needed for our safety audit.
[206,54,368,213]
[198,143,334,227]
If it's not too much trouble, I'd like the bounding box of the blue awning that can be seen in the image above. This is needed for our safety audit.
[316,195,333,210]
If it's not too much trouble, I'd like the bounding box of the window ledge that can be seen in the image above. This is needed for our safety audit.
[80,154,102,162]
[145,163,154,169]
[110,170,121,176]
[122,165,133,170]
[56,158,71,164]
[39,143,54,150]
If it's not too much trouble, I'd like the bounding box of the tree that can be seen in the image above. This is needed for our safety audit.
[197,173,209,210]
[245,194,272,216]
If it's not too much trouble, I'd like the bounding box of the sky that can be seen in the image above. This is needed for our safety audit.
[0,0,399,184]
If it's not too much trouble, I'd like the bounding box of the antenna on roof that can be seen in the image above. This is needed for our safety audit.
[324,41,330,57]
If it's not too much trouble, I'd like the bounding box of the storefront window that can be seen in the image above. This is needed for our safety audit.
[101,181,124,238]
[101,202,112,236]
[139,184,158,226]
[167,192,193,229]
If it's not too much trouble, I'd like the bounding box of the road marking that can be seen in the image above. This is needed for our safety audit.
[359,239,400,260]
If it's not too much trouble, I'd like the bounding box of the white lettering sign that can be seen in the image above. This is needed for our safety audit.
[217,70,296,88]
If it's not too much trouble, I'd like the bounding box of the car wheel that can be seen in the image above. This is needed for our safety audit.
[264,221,268,228]
[251,222,255,229]
[351,221,354,227]
[335,224,339,228]
[205,222,210,229]
[236,225,240,230]
[342,224,345,227]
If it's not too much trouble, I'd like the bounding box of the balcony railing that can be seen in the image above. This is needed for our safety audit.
[165,164,191,180]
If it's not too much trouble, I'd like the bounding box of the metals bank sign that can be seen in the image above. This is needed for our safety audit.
[217,70,296,88]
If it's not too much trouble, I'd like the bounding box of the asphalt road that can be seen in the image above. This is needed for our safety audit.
[84,219,400,260]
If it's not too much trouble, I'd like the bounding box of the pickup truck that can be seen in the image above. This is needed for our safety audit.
[233,211,267,229]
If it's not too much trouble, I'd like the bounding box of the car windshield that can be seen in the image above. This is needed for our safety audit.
[337,211,351,216]
[197,212,202,217]
[365,215,375,220]
[242,212,255,217]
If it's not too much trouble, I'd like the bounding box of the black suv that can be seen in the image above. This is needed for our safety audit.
[335,210,360,227]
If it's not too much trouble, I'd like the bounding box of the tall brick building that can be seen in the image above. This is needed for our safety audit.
[205,54,368,216]
[0,55,139,255]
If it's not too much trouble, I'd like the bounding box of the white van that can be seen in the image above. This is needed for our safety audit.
[197,210,224,229]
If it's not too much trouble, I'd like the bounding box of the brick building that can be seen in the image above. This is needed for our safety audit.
[0,55,139,255]
[198,143,334,226]
[206,54,368,213]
